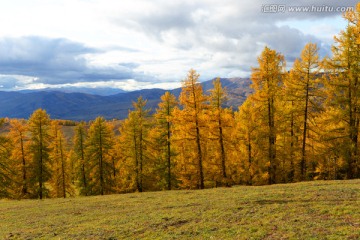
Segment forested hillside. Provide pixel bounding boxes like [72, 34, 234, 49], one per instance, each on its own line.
[0, 5, 359, 199]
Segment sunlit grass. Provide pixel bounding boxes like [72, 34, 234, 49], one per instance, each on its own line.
[1, 179, 359, 239]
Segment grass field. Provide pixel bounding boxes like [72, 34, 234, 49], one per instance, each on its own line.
[0, 180, 359, 239]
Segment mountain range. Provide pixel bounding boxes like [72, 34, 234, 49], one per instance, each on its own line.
[0, 78, 252, 121]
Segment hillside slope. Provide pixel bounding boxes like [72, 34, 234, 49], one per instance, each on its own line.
[0, 179, 359, 239]
[0, 78, 251, 120]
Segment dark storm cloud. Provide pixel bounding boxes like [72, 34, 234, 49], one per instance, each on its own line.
[0, 36, 139, 85]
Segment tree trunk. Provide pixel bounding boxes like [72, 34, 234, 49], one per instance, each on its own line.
[39, 121, 43, 199]
[167, 121, 171, 190]
[139, 129, 143, 192]
[133, 128, 140, 192]
[80, 130, 87, 195]
[20, 134, 27, 196]
[300, 79, 310, 181]
[60, 137, 66, 198]
[348, 74, 358, 179]
[99, 126, 104, 195]
[218, 117, 227, 180]
[267, 97, 276, 184]
[247, 132, 253, 185]
[289, 101, 295, 182]
[195, 120, 204, 189]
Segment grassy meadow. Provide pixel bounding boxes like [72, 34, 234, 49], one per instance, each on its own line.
[0, 180, 359, 239]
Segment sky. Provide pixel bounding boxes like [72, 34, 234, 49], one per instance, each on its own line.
[0, 0, 357, 91]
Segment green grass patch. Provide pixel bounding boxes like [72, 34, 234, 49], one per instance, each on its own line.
[1, 180, 359, 239]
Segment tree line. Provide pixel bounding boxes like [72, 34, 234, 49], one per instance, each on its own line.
[0, 6, 359, 198]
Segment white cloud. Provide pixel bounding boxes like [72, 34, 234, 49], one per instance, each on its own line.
[14, 79, 180, 92]
[0, 0, 357, 91]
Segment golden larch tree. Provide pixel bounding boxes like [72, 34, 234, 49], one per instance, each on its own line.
[28, 109, 52, 199]
[72, 122, 89, 195]
[250, 46, 285, 184]
[286, 43, 321, 180]
[86, 116, 116, 195]
[173, 69, 208, 189]
[118, 96, 150, 192]
[8, 119, 30, 198]
[208, 78, 234, 185]
[153, 91, 178, 190]
[323, 6, 360, 179]
[49, 121, 73, 198]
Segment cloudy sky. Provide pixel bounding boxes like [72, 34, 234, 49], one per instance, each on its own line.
[0, 0, 357, 91]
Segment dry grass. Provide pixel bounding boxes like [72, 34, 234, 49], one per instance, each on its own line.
[1, 179, 359, 239]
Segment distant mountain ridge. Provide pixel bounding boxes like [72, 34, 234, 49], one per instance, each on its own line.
[0, 78, 252, 120]
[19, 87, 127, 96]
